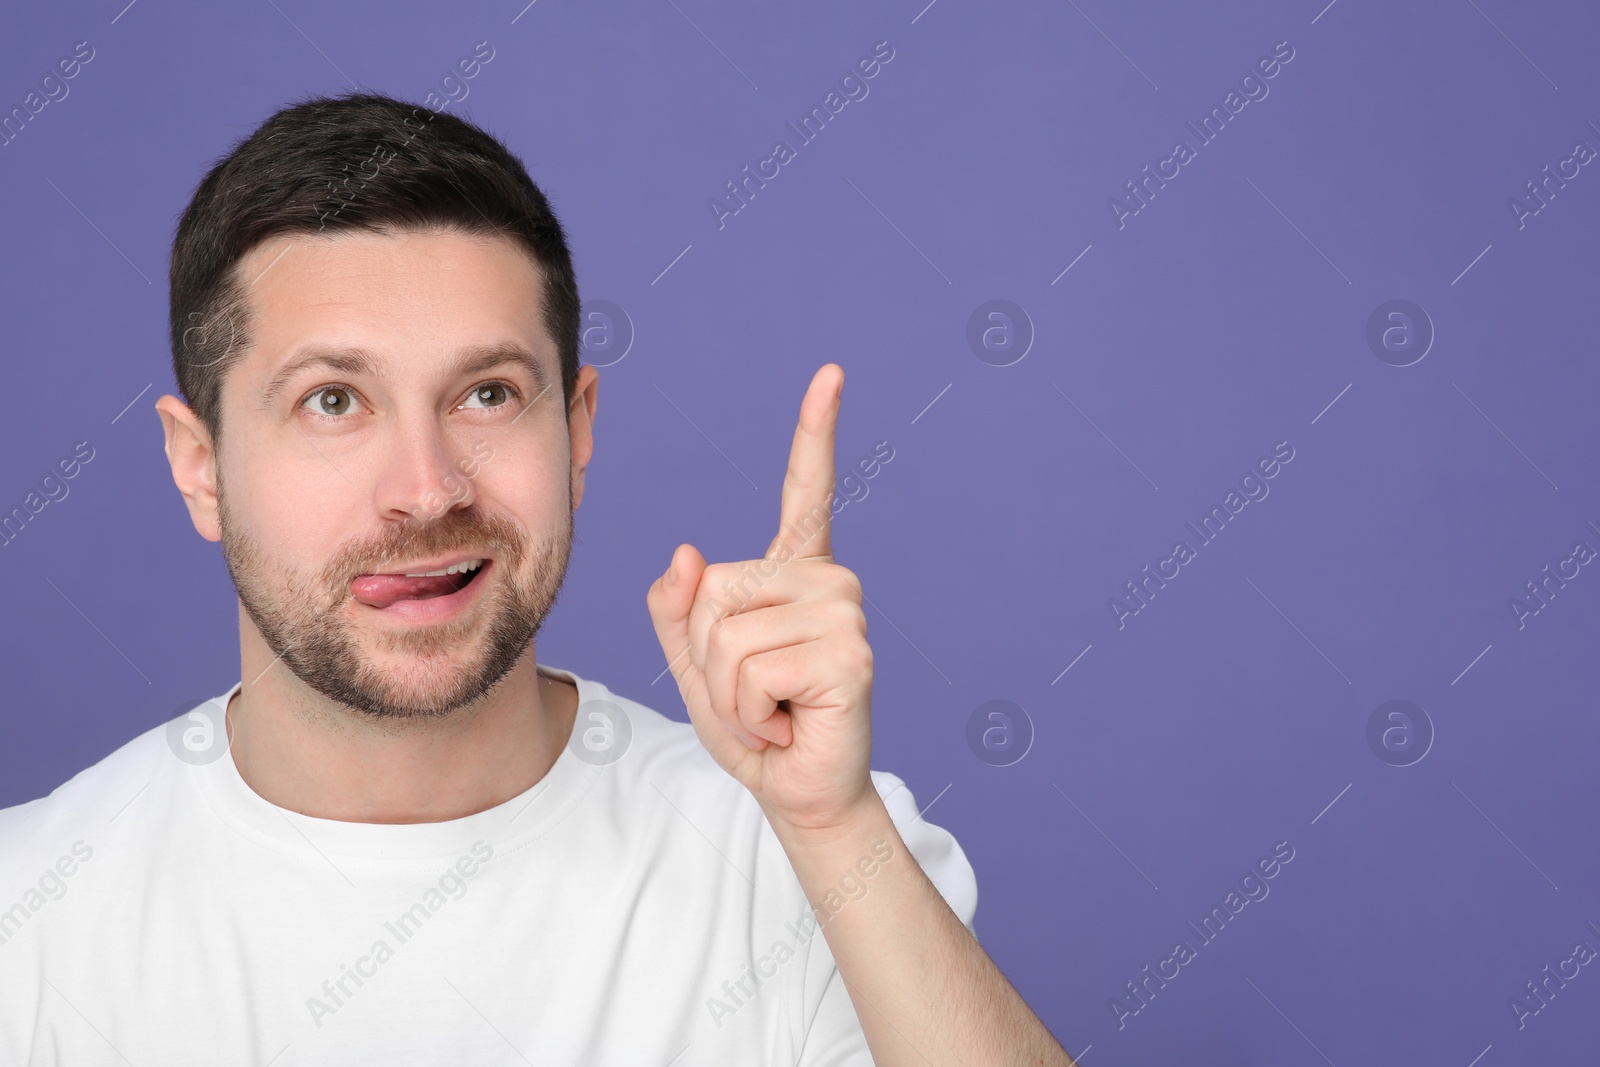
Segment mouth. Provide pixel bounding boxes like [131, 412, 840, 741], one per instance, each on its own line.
[349, 556, 493, 620]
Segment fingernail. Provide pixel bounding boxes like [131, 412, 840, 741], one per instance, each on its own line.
[663, 556, 677, 586]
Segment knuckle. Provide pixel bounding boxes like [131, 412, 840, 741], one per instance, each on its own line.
[828, 598, 864, 630]
[737, 654, 764, 691]
[706, 611, 738, 654]
[696, 562, 727, 595]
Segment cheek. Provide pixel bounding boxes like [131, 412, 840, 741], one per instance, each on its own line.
[223, 451, 358, 571]
[470, 438, 571, 521]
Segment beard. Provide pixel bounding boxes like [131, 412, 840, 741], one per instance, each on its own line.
[218, 480, 574, 721]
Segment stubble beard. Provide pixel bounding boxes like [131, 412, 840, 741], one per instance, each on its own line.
[218, 479, 575, 721]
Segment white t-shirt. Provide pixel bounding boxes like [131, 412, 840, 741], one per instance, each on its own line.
[0, 663, 977, 1066]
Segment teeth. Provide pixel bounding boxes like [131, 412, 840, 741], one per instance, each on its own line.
[403, 559, 484, 578]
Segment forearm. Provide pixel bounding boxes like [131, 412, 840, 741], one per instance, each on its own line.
[764, 792, 1074, 1067]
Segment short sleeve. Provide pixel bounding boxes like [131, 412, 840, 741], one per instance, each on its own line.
[870, 770, 979, 936]
[794, 771, 980, 1066]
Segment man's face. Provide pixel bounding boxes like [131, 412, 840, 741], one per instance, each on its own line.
[210, 227, 583, 719]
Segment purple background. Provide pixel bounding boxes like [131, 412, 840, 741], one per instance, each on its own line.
[2, 0, 1598, 1061]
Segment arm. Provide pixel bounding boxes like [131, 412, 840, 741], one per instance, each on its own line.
[765, 789, 1072, 1067]
[646, 363, 1072, 1065]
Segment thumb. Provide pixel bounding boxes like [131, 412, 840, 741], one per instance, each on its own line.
[647, 543, 707, 687]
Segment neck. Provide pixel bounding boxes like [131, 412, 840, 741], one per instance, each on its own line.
[226, 614, 578, 824]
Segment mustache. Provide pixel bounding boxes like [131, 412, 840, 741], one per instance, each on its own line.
[326, 508, 528, 584]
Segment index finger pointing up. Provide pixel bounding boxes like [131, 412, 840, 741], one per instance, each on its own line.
[768, 363, 842, 563]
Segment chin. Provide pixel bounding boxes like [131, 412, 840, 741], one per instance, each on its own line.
[340, 658, 493, 716]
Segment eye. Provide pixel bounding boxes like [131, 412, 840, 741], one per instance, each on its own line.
[302, 386, 365, 418]
[461, 381, 517, 410]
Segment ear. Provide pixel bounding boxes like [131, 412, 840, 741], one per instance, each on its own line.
[567, 364, 600, 511]
[155, 394, 221, 543]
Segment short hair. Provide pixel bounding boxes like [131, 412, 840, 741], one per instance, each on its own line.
[168, 90, 580, 447]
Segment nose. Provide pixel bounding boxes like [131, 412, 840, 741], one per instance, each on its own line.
[371, 415, 478, 525]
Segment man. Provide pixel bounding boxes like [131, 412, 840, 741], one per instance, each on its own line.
[0, 91, 1070, 1065]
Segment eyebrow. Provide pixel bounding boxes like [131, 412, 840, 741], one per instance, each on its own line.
[259, 342, 554, 410]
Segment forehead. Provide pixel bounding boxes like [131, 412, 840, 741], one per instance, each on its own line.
[234, 227, 553, 384]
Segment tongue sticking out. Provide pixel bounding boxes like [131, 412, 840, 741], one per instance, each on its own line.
[351, 572, 471, 610]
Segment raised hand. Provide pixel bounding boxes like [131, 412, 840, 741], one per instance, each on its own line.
[646, 363, 874, 832]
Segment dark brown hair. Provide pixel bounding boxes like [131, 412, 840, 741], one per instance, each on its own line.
[168, 90, 579, 446]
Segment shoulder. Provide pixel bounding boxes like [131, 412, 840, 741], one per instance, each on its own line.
[0, 709, 182, 871]
[561, 668, 979, 929]
[566, 670, 756, 821]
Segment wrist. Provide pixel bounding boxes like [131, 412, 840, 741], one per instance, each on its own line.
[762, 785, 891, 852]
